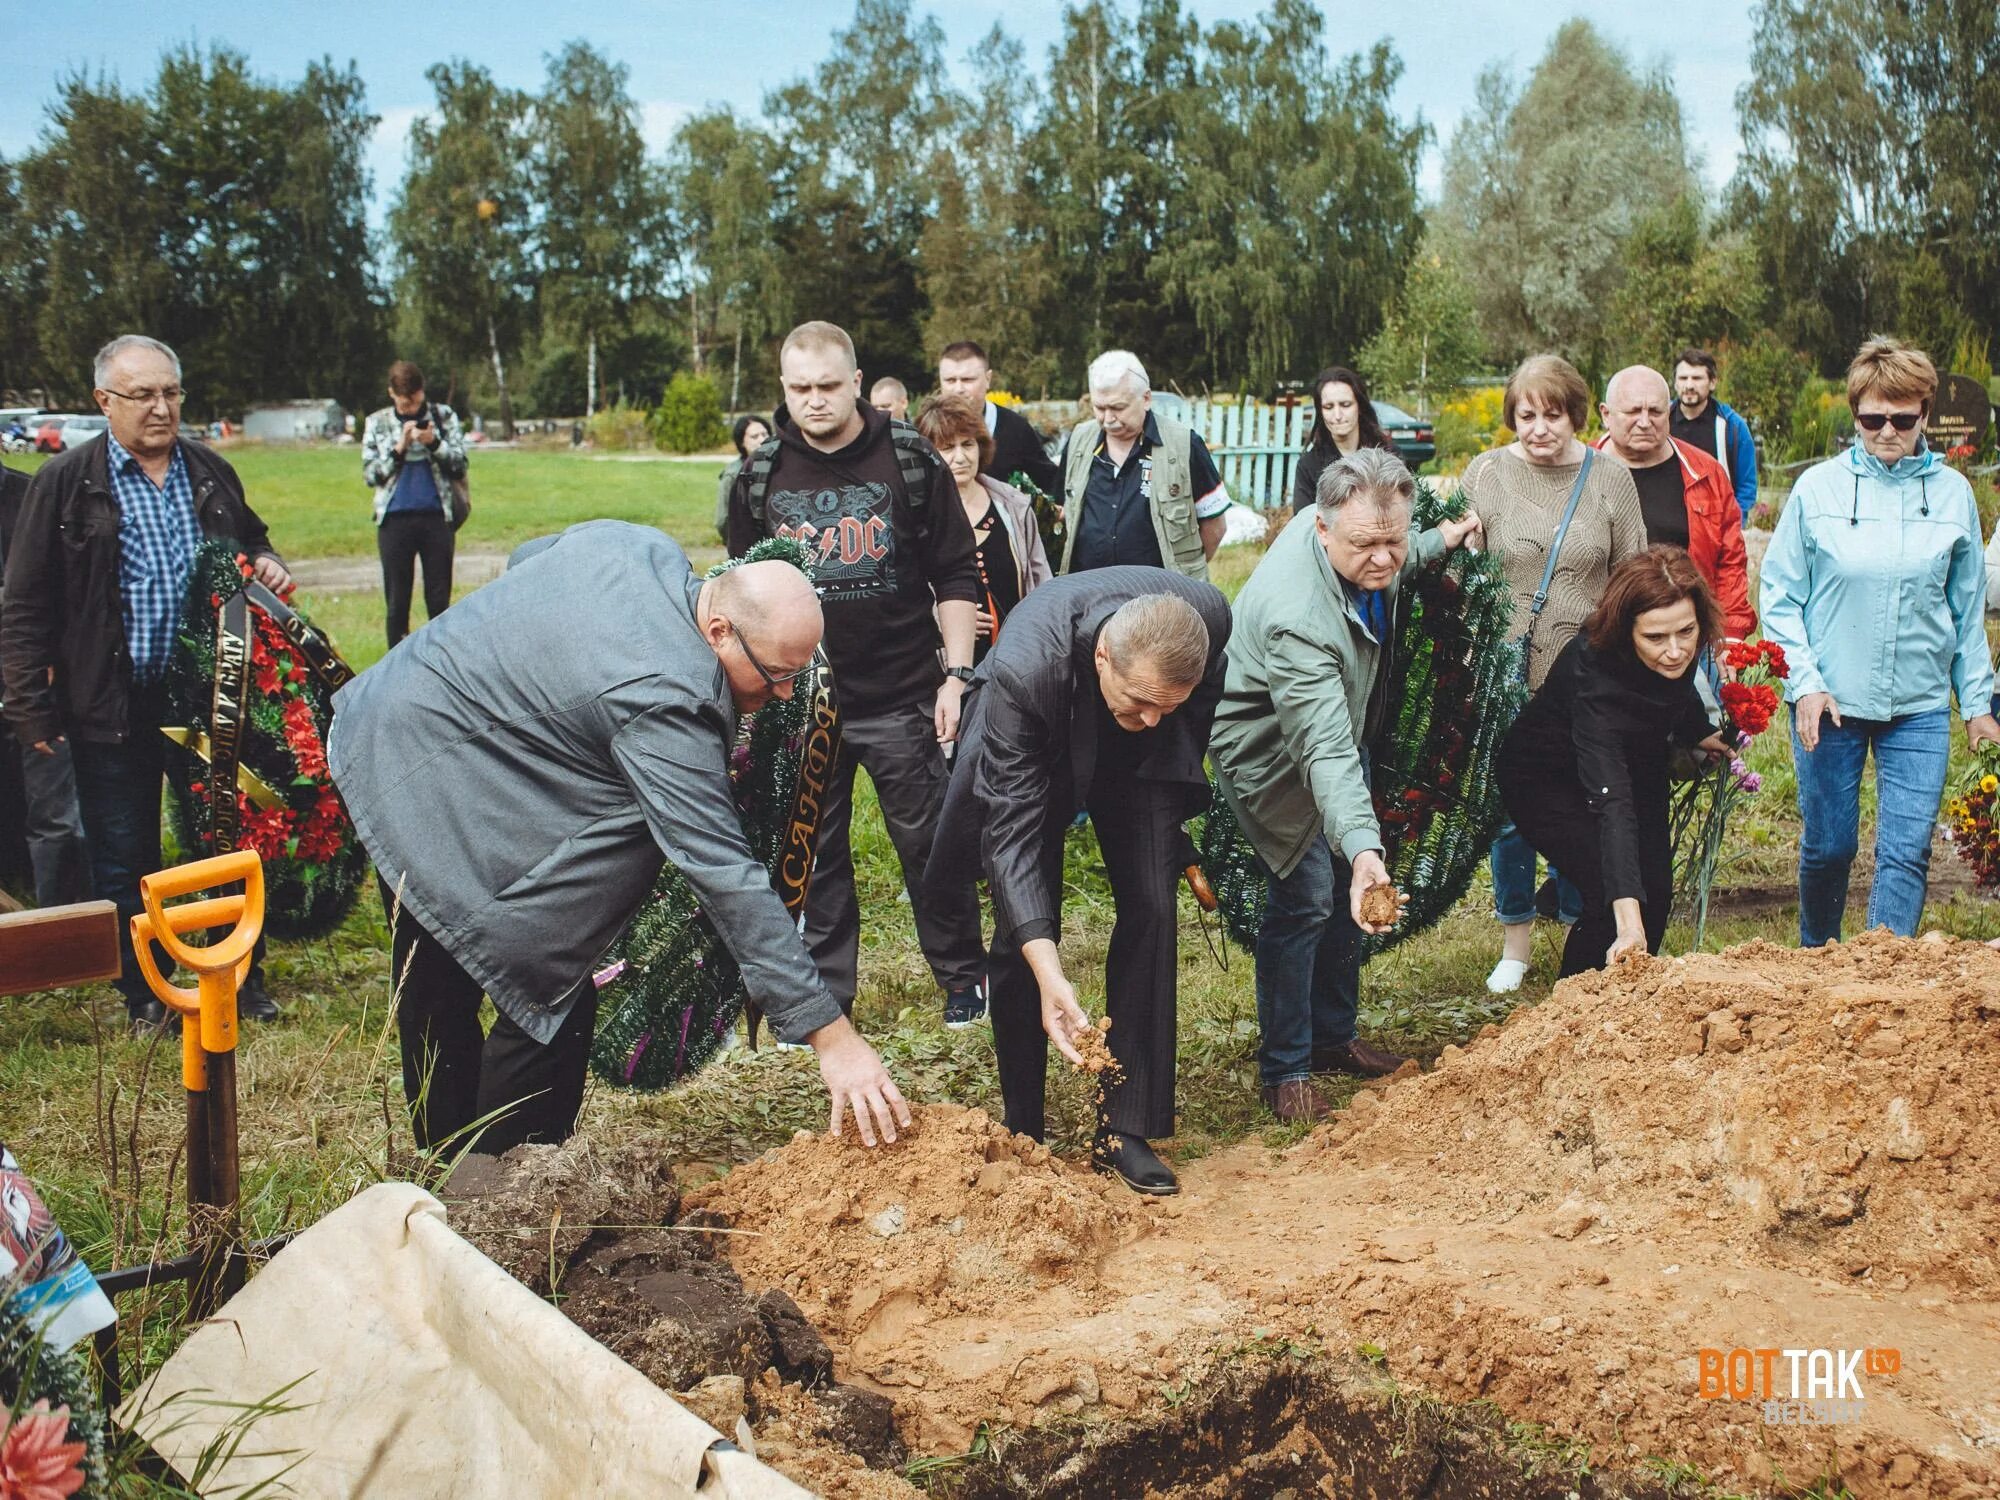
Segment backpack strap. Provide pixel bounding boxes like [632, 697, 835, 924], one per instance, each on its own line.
[887, 418, 935, 545]
[742, 435, 785, 529]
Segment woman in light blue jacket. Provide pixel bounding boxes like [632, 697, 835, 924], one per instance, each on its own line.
[1759, 337, 1999, 946]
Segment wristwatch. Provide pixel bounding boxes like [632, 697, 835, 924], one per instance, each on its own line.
[945, 665, 976, 684]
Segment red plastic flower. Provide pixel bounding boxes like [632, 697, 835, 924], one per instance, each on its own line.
[0, 1401, 86, 1500]
[282, 697, 329, 781]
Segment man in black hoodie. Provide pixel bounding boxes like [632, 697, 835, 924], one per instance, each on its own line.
[728, 321, 988, 1028]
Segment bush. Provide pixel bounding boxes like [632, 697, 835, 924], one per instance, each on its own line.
[1432, 385, 1507, 471]
[584, 403, 655, 451]
[1778, 380, 1847, 466]
[651, 372, 728, 454]
[1716, 332, 1812, 462]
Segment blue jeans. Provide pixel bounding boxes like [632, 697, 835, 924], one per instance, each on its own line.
[1490, 823, 1582, 926]
[1253, 836, 1359, 1086]
[69, 718, 170, 1012]
[1793, 705, 1949, 946]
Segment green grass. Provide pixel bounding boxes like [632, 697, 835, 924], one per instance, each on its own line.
[6, 442, 724, 561]
[3, 444, 1995, 1487]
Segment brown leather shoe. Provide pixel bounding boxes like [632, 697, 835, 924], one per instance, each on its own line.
[1311, 1038, 1407, 1078]
[1261, 1079, 1333, 1123]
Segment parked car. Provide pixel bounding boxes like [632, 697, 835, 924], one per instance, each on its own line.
[1373, 401, 1436, 468]
[28, 413, 107, 453]
[59, 414, 109, 450]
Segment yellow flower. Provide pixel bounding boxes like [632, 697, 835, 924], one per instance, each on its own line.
[1982, 775, 1997, 794]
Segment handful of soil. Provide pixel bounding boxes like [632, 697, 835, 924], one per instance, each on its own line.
[1358, 881, 1402, 928]
[1070, 1016, 1123, 1084]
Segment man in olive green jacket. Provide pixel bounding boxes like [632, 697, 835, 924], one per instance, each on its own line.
[1211, 448, 1481, 1120]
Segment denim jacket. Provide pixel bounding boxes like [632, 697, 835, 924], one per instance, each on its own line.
[1759, 442, 1993, 721]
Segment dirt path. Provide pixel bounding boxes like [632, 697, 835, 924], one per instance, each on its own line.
[288, 548, 512, 595]
[691, 933, 2000, 1498]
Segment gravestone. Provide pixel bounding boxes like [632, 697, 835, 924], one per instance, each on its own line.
[1931, 373, 1992, 456]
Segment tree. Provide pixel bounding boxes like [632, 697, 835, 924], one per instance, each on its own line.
[1437, 20, 1696, 380]
[1734, 0, 1998, 369]
[666, 108, 781, 410]
[1359, 233, 1484, 415]
[390, 62, 537, 437]
[918, 26, 1060, 392]
[17, 46, 385, 416]
[1602, 195, 1764, 372]
[534, 41, 673, 413]
[1150, 1, 1427, 392]
[762, 0, 960, 387]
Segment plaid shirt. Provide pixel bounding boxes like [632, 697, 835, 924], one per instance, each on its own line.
[106, 434, 203, 681]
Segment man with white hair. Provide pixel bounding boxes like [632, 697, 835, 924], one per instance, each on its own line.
[1057, 351, 1231, 578]
[1212, 448, 1482, 1120]
[1596, 365, 1755, 643]
[1, 334, 293, 1031]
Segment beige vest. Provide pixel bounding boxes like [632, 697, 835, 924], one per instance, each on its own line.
[1060, 414, 1207, 580]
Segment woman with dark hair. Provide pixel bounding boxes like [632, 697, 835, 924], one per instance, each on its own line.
[716, 413, 772, 544]
[1290, 366, 1396, 512]
[1497, 546, 1727, 977]
[916, 394, 1051, 663]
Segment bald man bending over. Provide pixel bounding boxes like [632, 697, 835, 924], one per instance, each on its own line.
[329, 521, 908, 1155]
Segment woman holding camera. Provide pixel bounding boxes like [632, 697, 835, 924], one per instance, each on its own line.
[362, 360, 468, 649]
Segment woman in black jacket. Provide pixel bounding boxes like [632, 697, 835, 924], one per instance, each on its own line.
[1290, 365, 1396, 512]
[1498, 546, 1727, 977]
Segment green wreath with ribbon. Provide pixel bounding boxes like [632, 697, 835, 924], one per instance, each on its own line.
[161, 542, 366, 940]
[1198, 478, 1524, 954]
[588, 537, 842, 1091]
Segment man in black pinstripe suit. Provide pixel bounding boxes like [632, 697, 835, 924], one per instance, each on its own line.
[927, 567, 1231, 1196]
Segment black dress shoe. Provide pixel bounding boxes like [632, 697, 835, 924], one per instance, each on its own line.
[1092, 1130, 1179, 1197]
[236, 977, 280, 1022]
[127, 999, 179, 1037]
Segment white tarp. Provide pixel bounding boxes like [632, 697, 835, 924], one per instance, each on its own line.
[1218, 501, 1270, 546]
[121, 1182, 809, 1499]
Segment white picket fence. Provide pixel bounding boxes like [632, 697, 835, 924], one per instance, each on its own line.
[1186, 399, 1316, 511]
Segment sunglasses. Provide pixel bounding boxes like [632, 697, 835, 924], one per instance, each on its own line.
[727, 621, 814, 689]
[1854, 411, 1923, 432]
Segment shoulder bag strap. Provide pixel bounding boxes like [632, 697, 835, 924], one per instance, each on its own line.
[1519, 448, 1596, 674]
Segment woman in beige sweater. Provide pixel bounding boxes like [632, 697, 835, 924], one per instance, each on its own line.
[1461, 355, 1648, 993]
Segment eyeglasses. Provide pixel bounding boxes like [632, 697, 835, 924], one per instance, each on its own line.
[1855, 411, 1922, 432]
[726, 621, 815, 689]
[101, 387, 186, 408]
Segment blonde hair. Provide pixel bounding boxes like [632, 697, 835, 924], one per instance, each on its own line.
[1845, 336, 1937, 413]
[780, 320, 857, 371]
[1503, 353, 1591, 430]
[1103, 594, 1209, 686]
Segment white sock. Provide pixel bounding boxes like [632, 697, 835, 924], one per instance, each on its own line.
[1486, 957, 1529, 994]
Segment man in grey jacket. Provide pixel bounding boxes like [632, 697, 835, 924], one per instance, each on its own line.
[1211, 449, 1480, 1122]
[328, 521, 909, 1155]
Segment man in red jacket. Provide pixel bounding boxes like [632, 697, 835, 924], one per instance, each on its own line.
[1597, 366, 1756, 644]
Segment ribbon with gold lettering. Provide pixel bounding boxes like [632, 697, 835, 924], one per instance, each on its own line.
[748, 654, 842, 1046]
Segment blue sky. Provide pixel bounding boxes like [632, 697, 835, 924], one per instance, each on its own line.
[1, 1, 1757, 222]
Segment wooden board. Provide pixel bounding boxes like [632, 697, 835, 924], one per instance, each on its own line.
[0, 900, 122, 994]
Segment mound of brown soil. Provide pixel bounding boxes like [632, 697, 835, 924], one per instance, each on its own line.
[686, 1103, 1143, 1354]
[693, 936, 2000, 1498]
[1305, 932, 2000, 1292]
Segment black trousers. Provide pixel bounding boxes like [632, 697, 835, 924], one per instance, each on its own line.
[379, 877, 596, 1155]
[378, 509, 455, 649]
[988, 775, 1182, 1141]
[805, 698, 985, 1010]
[1502, 764, 1672, 978]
